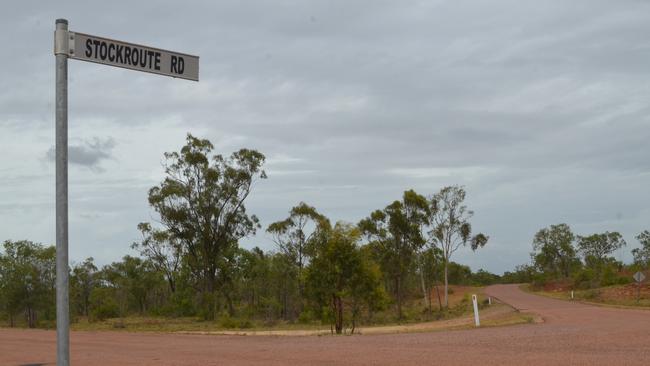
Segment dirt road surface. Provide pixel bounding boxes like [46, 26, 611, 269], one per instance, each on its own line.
[2, 284, 649, 365]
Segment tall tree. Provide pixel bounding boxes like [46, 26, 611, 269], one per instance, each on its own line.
[101, 256, 164, 315]
[146, 134, 266, 319]
[0, 240, 56, 328]
[132, 223, 183, 294]
[70, 257, 98, 317]
[427, 186, 488, 308]
[632, 230, 650, 268]
[267, 202, 326, 317]
[577, 232, 626, 274]
[359, 189, 429, 319]
[306, 222, 386, 334]
[531, 223, 578, 279]
[417, 247, 444, 312]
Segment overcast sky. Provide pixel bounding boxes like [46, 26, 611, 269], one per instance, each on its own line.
[1, 0, 649, 274]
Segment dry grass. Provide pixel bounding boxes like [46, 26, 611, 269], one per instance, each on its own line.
[521, 283, 650, 309]
[181, 304, 534, 336]
[69, 286, 532, 335]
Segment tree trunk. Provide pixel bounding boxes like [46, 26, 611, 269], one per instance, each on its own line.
[435, 283, 443, 311]
[84, 295, 89, 317]
[427, 285, 433, 314]
[396, 275, 403, 320]
[420, 268, 430, 311]
[225, 292, 235, 317]
[168, 277, 176, 294]
[335, 296, 343, 334]
[444, 260, 449, 309]
[203, 270, 217, 320]
[26, 307, 36, 328]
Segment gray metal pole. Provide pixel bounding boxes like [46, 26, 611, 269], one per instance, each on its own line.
[55, 18, 70, 366]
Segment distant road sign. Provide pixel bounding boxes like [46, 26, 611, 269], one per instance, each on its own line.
[67, 32, 199, 81]
[633, 271, 645, 283]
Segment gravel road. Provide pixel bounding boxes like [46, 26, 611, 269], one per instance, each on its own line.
[1, 284, 649, 365]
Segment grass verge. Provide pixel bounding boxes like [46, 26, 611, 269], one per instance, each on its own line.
[520, 283, 650, 309]
[61, 286, 535, 335]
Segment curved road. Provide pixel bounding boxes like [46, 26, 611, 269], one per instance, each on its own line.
[1, 284, 649, 365]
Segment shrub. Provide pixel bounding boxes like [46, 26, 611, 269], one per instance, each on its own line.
[582, 289, 600, 300]
[298, 310, 315, 324]
[218, 313, 238, 329]
[572, 268, 597, 290]
[89, 288, 120, 321]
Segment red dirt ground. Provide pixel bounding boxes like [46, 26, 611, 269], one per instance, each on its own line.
[1, 284, 649, 365]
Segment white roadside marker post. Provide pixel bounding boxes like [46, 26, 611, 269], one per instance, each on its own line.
[488, 296, 492, 305]
[472, 294, 480, 327]
[571, 290, 574, 300]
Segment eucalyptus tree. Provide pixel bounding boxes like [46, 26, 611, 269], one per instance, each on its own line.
[577, 232, 626, 276]
[531, 223, 579, 279]
[0, 240, 56, 327]
[427, 186, 488, 308]
[359, 189, 429, 319]
[267, 202, 327, 316]
[70, 257, 98, 317]
[146, 134, 266, 319]
[632, 230, 650, 268]
[132, 223, 183, 294]
[306, 222, 385, 334]
[101, 256, 164, 315]
[417, 247, 444, 312]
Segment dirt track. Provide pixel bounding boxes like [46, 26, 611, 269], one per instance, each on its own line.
[2, 284, 649, 365]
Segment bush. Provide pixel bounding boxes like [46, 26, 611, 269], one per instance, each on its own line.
[158, 292, 196, 317]
[218, 313, 238, 329]
[616, 276, 632, 285]
[582, 289, 600, 300]
[217, 313, 253, 329]
[89, 288, 120, 321]
[298, 310, 315, 323]
[572, 268, 597, 290]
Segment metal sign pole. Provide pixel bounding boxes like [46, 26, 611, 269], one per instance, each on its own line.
[54, 18, 70, 366]
[51, 18, 197, 365]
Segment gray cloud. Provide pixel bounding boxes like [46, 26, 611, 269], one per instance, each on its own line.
[1, 0, 649, 273]
[46, 137, 115, 170]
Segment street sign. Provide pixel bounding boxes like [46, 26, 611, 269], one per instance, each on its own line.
[57, 31, 199, 81]
[53, 18, 199, 366]
[633, 271, 646, 283]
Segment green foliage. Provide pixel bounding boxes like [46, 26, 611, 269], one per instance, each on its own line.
[632, 231, 650, 268]
[146, 134, 266, 319]
[501, 265, 537, 284]
[266, 202, 326, 320]
[359, 189, 430, 318]
[70, 257, 97, 318]
[572, 267, 597, 289]
[531, 224, 580, 279]
[102, 256, 166, 315]
[470, 269, 501, 286]
[428, 186, 488, 308]
[577, 232, 626, 275]
[306, 222, 387, 334]
[89, 287, 120, 321]
[132, 223, 182, 294]
[0, 240, 56, 327]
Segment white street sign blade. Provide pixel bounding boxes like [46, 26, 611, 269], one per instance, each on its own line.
[633, 271, 645, 283]
[68, 32, 199, 81]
